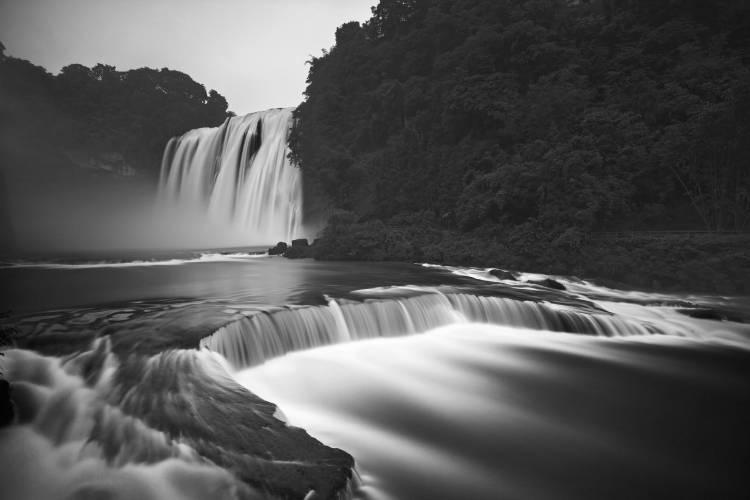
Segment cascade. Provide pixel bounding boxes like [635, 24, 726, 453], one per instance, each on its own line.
[200, 291, 662, 369]
[158, 108, 302, 243]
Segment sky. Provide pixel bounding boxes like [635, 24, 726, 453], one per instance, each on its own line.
[0, 0, 375, 114]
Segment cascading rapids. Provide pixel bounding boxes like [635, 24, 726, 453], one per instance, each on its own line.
[158, 108, 302, 244]
[0, 338, 353, 500]
[200, 291, 661, 370]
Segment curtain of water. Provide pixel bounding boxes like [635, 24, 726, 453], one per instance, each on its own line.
[158, 108, 302, 243]
[200, 291, 661, 369]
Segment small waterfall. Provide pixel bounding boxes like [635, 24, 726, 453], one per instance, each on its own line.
[201, 292, 659, 369]
[158, 108, 302, 243]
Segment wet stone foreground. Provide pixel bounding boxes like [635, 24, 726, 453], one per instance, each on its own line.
[4, 301, 355, 500]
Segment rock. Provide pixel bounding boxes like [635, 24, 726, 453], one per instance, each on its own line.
[676, 308, 726, 321]
[0, 379, 13, 427]
[268, 242, 288, 255]
[528, 278, 566, 290]
[284, 238, 313, 259]
[489, 269, 516, 280]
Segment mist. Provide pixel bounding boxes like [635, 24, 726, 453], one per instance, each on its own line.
[2, 163, 275, 255]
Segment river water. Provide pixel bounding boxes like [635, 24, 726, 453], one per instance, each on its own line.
[1, 254, 749, 499]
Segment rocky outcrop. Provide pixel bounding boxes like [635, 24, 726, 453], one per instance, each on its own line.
[284, 238, 310, 259]
[2, 340, 354, 499]
[267, 239, 317, 258]
[528, 278, 567, 291]
[268, 241, 288, 255]
[489, 269, 517, 281]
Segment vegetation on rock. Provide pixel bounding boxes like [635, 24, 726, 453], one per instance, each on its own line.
[0, 42, 230, 176]
[290, 0, 750, 292]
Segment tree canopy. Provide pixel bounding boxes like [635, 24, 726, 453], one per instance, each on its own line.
[290, 0, 750, 236]
[0, 46, 229, 175]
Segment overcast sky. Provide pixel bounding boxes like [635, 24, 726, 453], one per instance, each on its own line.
[0, 0, 375, 114]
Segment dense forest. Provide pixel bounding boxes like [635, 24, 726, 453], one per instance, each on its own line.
[290, 0, 750, 292]
[0, 42, 229, 176]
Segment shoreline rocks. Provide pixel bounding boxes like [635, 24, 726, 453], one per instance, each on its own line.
[268, 241, 288, 255]
[270, 238, 317, 259]
[527, 278, 567, 290]
[489, 269, 517, 281]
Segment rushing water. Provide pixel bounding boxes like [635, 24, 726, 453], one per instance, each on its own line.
[158, 108, 303, 244]
[1, 257, 749, 500]
[238, 324, 750, 500]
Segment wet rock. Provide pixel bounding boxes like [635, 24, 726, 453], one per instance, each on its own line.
[675, 307, 746, 323]
[285, 239, 312, 259]
[528, 278, 566, 290]
[677, 308, 724, 321]
[268, 242, 288, 255]
[489, 269, 516, 280]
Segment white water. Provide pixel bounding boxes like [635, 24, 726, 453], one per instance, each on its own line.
[0, 345, 256, 500]
[237, 322, 750, 500]
[0, 252, 268, 269]
[201, 282, 750, 370]
[219, 268, 750, 500]
[159, 108, 303, 244]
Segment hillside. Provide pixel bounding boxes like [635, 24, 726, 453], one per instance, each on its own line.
[0, 43, 230, 177]
[290, 0, 750, 292]
[0, 44, 231, 252]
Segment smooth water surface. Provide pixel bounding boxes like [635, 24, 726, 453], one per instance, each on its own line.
[0, 253, 477, 313]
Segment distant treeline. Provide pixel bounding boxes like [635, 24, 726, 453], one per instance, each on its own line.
[0, 42, 229, 175]
[291, 0, 750, 237]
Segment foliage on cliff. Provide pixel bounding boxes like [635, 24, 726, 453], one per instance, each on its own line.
[290, 0, 750, 243]
[0, 43, 229, 174]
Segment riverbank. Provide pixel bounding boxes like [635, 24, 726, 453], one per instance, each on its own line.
[286, 217, 750, 295]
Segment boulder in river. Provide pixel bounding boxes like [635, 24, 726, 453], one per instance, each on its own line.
[285, 239, 312, 259]
[528, 278, 566, 290]
[268, 242, 288, 255]
[489, 269, 517, 280]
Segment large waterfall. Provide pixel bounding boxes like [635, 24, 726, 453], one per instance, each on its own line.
[158, 108, 302, 244]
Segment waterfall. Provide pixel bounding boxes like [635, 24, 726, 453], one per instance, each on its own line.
[158, 108, 302, 244]
[200, 291, 662, 369]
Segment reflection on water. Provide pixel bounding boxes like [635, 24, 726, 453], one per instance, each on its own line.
[238, 324, 750, 500]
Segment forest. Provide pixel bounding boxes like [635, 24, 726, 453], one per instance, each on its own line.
[0, 42, 229, 176]
[290, 0, 750, 292]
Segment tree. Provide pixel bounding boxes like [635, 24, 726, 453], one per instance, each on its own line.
[291, 0, 750, 243]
